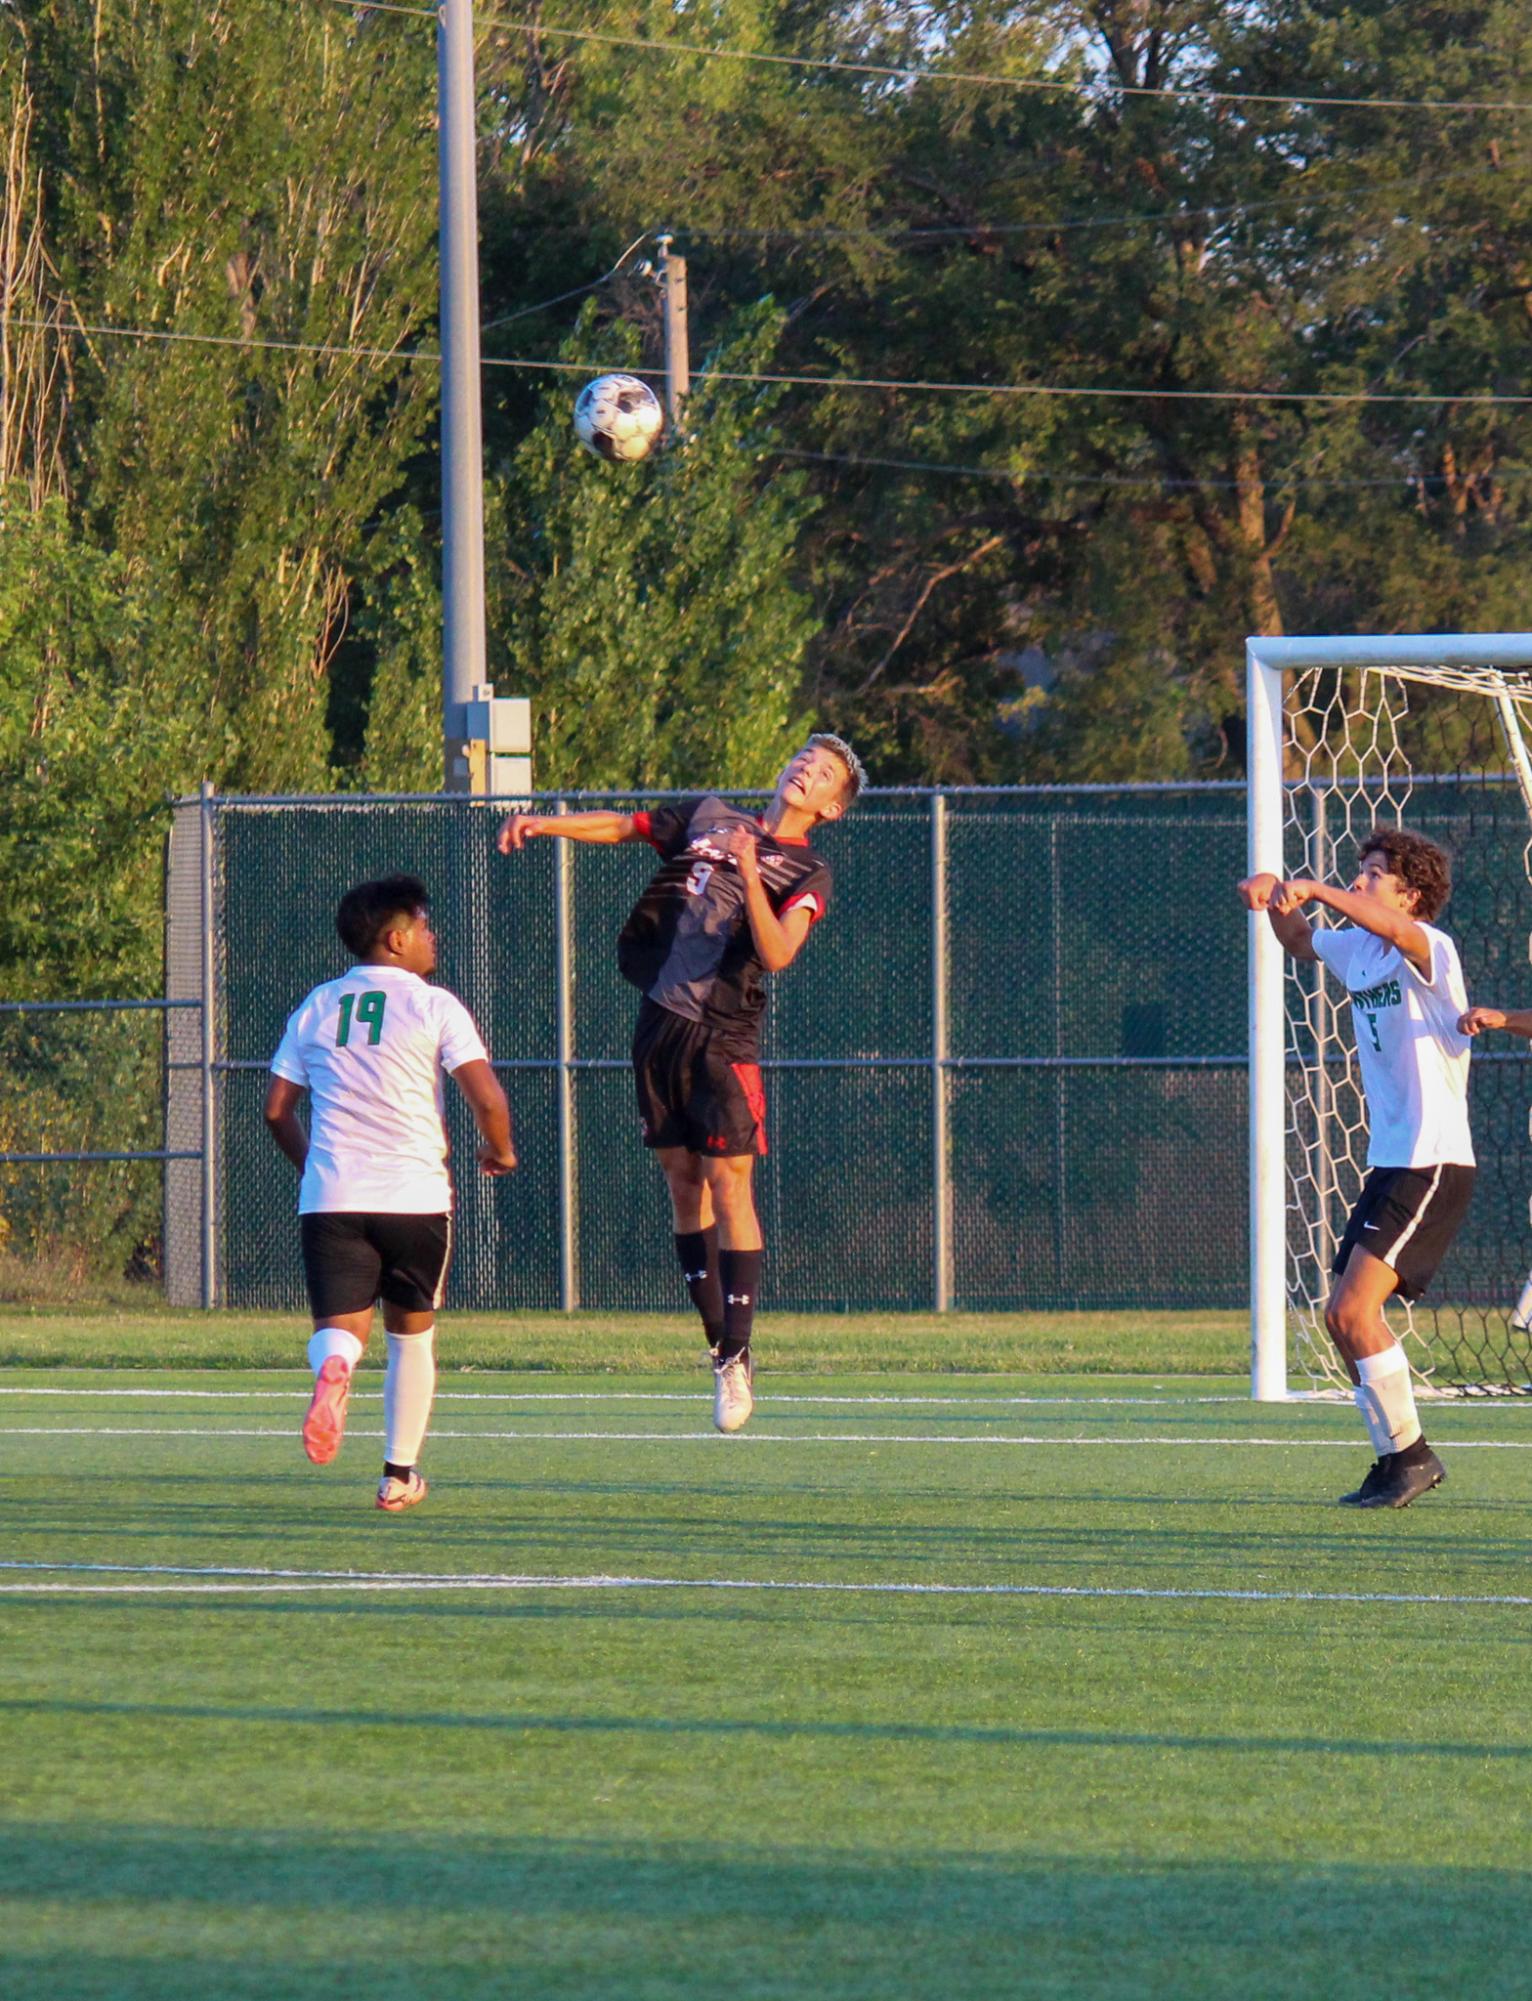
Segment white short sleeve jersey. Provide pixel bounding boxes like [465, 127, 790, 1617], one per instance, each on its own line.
[1309, 921, 1474, 1169]
[270, 964, 489, 1214]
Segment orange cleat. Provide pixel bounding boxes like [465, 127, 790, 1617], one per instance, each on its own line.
[302, 1357, 352, 1465]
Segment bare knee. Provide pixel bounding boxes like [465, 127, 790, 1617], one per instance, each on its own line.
[1325, 1291, 1368, 1354]
[702, 1156, 753, 1208]
[660, 1148, 709, 1230]
[700, 1156, 760, 1246]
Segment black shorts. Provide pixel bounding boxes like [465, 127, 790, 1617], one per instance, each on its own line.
[300, 1211, 453, 1319]
[631, 1001, 767, 1158]
[1332, 1164, 1475, 1301]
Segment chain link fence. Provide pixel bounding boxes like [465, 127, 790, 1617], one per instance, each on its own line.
[14, 779, 1532, 1337]
[151, 784, 1251, 1313]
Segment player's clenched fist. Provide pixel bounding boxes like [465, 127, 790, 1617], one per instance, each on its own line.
[1237, 873, 1280, 910]
[1458, 1006, 1507, 1036]
[716, 825, 761, 877]
[1271, 878, 1325, 914]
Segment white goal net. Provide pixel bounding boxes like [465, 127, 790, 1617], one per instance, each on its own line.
[1248, 636, 1532, 1399]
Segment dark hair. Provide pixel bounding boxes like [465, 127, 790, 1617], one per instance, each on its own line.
[336, 874, 430, 957]
[1356, 827, 1452, 923]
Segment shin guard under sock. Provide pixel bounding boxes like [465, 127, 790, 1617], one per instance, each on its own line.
[675, 1229, 725, 1350]
[383, 1325, 437, 1468]
[718, 1247, 762, 1364]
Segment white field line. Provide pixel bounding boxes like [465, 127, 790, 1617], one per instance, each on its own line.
[0, 1557, 1528, 1608]
[0, 1386, 1257, 1408]
[4, 1424, 1532, 1449]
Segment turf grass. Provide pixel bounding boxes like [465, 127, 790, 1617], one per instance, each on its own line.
[2, 1366, 1530, 1999]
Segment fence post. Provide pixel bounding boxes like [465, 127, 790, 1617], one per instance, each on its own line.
[554, 799, 579, 1309]
[199, 779, 218, 1310]
[931, 793, 952, 1311]
[1050, 820, 1067, 1293]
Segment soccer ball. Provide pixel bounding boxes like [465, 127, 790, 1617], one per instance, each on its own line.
[574, 373, 665, 463]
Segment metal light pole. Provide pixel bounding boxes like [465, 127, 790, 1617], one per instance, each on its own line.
[438, 0, 487, 791]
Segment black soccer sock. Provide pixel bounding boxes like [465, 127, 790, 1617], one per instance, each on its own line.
[718, 1248, 763, 1364]
[383, 1460, 414, 1482]
[675, 1228, 725, 1350]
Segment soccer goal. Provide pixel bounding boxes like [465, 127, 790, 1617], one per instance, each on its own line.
[1248, 634, 1532, 1401]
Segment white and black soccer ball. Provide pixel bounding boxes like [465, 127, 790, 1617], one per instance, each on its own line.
[573, 373, 665, 463]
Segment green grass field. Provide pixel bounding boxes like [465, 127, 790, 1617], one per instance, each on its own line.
[3, 1326, 1531, 1997]
[0, 1305, 1248, 1374]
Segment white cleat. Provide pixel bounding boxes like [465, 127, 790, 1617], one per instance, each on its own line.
[375, 1469, 428, 1512]
[713, 1352, 754, 1433]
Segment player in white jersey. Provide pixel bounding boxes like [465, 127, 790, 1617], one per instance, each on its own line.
[1239, 828, 1473, 1509]
[264, 874, 516, 1510]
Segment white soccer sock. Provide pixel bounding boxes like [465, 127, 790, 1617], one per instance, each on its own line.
[384, 1325, 437, 1468]
[307, 1326, 364, 1377]
[1355, 1343, 1422, 1455]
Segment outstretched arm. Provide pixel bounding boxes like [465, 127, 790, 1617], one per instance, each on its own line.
[263, 1076, 308, 1171]
[496, 810, 640, 853]
[1272, 879, 1431, 977]
[1459, 1005, 1532, 1038]
[451, 1059, 518, 1175]
[1237, 873, 1318, 963]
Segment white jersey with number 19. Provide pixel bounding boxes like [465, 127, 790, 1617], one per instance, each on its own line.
[270, 963, 489, 1214]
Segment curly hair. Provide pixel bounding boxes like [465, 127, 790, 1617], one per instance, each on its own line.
[1356, 827, 1452, 923]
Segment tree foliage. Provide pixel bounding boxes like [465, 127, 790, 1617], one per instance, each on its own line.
[4, 0, 1532, 1000]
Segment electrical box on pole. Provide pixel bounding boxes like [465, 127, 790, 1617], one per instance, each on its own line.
[658, 232, 689, 427]
[462, 685, 533, 797]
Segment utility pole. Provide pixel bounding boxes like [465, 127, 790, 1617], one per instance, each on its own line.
[658, 232, 689, 430]
[437, 0, 488, 791]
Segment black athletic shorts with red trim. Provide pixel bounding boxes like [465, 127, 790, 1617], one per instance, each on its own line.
[1332, 1163, 1475, 1301]
[631, 998, 768, 1157]
[300, 1211, 453, 1319]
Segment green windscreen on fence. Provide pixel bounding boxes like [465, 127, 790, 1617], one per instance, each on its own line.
[213, 787, 1253, 1313]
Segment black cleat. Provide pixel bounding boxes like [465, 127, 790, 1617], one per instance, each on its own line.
[1338, 1458, 1391, 1507]
[1351, 1445, 1446, 1511]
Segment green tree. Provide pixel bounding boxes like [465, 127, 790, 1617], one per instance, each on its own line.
[13, 0, 442, 796]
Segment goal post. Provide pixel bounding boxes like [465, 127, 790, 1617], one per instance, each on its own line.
[1247, 632, 1532, 1402]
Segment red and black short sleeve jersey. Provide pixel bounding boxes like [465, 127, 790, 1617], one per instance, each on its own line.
[617, 795, 833, 1056]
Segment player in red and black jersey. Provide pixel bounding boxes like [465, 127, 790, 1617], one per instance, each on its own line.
[496, 735, 865, 1431]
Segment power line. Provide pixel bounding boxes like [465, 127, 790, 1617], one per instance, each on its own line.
[480, 229, 653, 334]
[11, 312, 1532, 407]
[319, 0, 437, 15]
[4, 313, 427, 369]
[476, 15, 1532, 119]
[309, 0, 1532, 118]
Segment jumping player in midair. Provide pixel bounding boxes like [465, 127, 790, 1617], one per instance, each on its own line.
[497, 735, 864, 1432]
